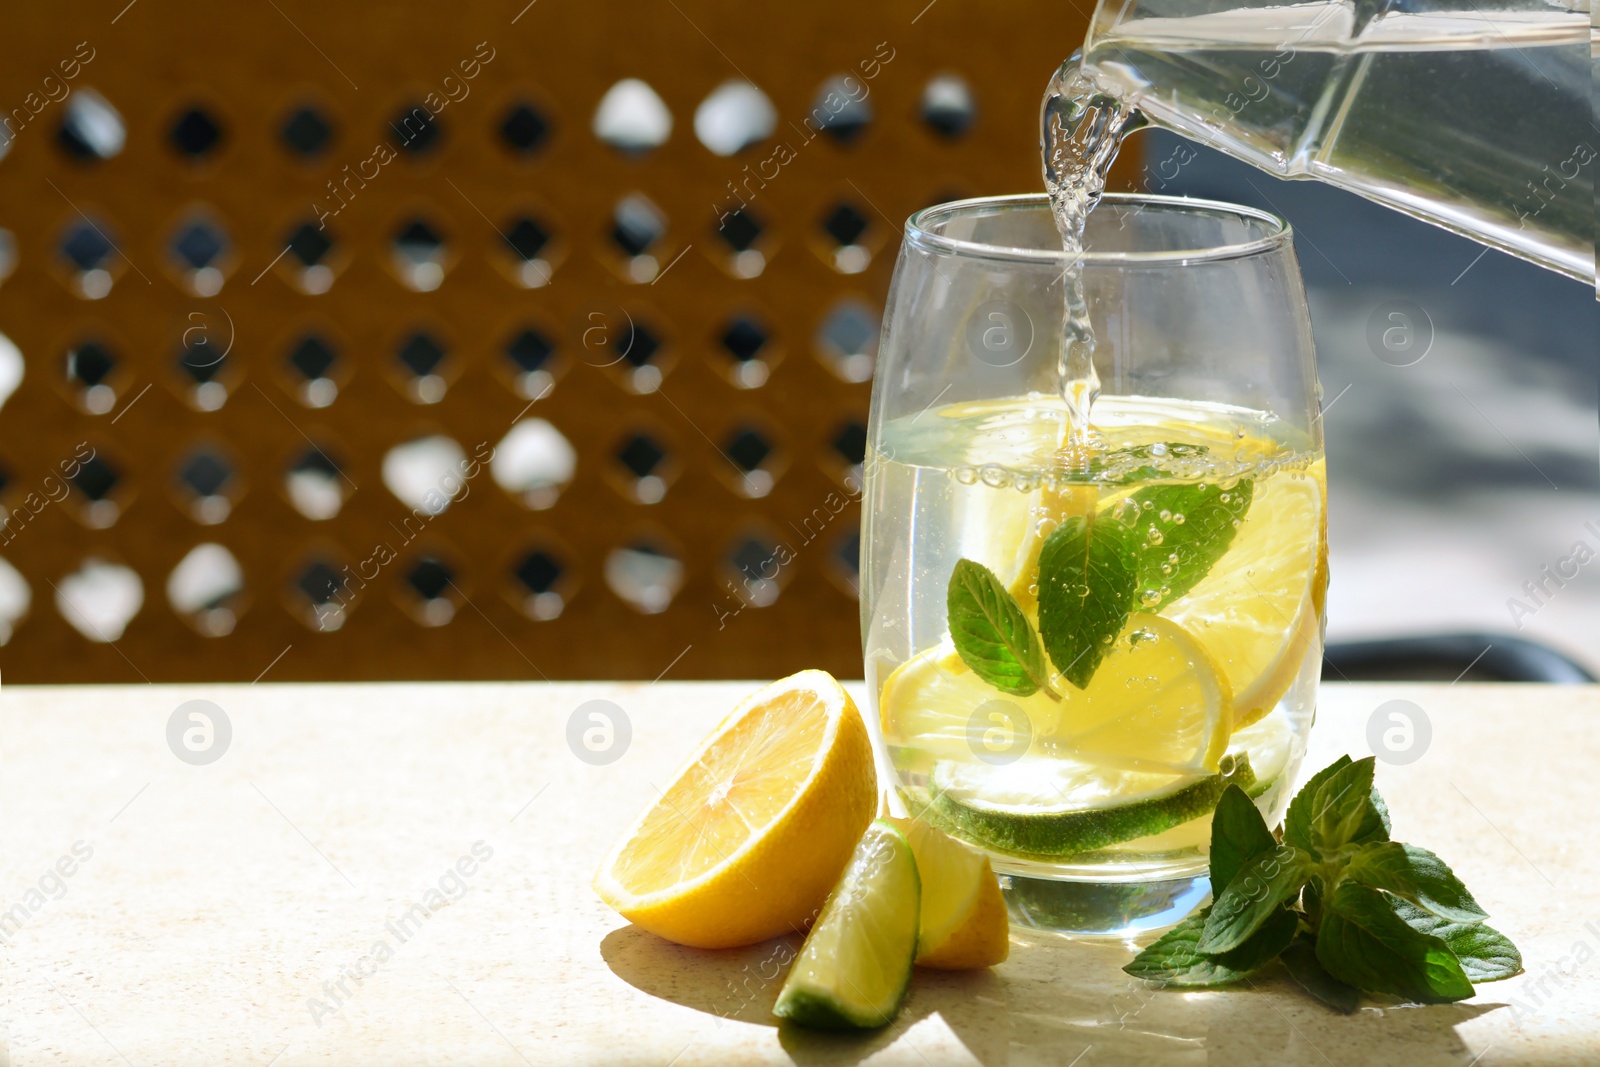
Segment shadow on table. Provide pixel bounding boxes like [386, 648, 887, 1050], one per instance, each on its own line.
[603, 923, 1508, 1065]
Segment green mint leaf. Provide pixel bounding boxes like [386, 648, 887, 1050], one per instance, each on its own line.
[1362, 786, 1393, 843]
[1285, 756, 1389, 852]
[1281, 935, 1360, 1014]
[1345, 842, 1488, 923]
[1209, 784, 1277, 899]
[1199, 844, 1314, 953]
[1309, 756, 1378, 856]
[1316, 883, 1475, 1003]
[1215, 903, 1300, 973]
[1112, 479, 1253, 607]
[947, 559, 1053, 698]
[1124, 909, 1251, 987]
[1389, 898, 1523, 983]
[1036, 514, 1137, 689]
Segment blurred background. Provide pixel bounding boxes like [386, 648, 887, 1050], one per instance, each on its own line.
[0, 0, 1592, 683]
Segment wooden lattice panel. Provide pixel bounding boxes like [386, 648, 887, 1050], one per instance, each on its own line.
[0, 0, 1093, 682]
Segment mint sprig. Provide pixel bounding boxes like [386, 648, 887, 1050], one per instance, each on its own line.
[1124, 755, 1523, 1010]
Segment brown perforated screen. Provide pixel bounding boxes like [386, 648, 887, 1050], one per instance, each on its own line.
[0, 0, 1103, 683]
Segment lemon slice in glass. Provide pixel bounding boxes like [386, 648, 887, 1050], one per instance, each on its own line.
[1163, 464, 1326, 730]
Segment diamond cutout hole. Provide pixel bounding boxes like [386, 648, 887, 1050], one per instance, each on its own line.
[694, 81, 776, 156]
[177, 333, 230, 411]
[512, 548, 568, 621]
[723, 427, 778, 498]
[594, 79, 672, 153]
[60, 218, 118, 299]
[391, 104, 441, 155]
[711, 207, 766, 279]
[0, 333, 20, 414]
[282, 104, 333, 157]
[605, 542, 683, 614]
[58, 89, 125, 161]
[57, 558, 142, 642]
[821, 202, 872, 274]
[810, 76, 872, 143]
[610, 320, 664, 394]
[492, 419, 575, 510]
[177, 447, 237, 524]
[403, 556, 459, 627]
[500, 215, 554, 288]
[922, 75, 976, 138]
[284, 221, 336, 294]
[170, 216, 230, 296]
[611, 194, 667, 282]
[392, 218, 449, 291]
[288, 333, 340, 407]
[726, 533, 786, 608]
[614, 432, 671, 504]
[286, 447, 348, 521]
[383, 435, 468, 516]
[817, 299, 880, 382]
[294, 558, 352, 631]
[0, 556, 30, 645]
[720, 315, 772, 388]
[168, 543, 244, 636]
[66, 339, 119, 414]
[396, 330, 450, 403]
[0, 229, 15, 287]
[504, 327, 557, 401]
[500, 102, 550, 155]
[832, 418, 868, 487]
[68, 453, 122, 528]
[170, 106, 224, 159]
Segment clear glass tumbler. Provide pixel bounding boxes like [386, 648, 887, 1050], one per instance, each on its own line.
[861, 193, 1327, 938]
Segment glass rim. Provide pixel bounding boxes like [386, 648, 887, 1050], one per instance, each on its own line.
[904, 192, 1294, 266]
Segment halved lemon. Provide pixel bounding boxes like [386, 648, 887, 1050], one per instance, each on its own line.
[593, 670, 876, 949]
[1163, 465, 1326, 730]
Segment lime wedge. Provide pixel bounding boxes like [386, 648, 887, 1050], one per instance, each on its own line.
[773, 819, 919, 1030]
[928, 753, 1256, 860]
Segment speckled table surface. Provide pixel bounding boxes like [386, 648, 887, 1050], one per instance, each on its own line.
[3, 681, 1597, 1066]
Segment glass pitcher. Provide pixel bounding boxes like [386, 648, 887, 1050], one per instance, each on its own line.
[1075, 0, 1594, 286]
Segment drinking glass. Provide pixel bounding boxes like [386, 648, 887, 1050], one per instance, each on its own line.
[861, 193, 1326, 937]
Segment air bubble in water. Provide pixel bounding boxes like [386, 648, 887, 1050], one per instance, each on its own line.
[1150, 442, 1168, 456]
[1013, 474, 1038, 492]
[1160, 563, 1173, 576]
[1158, 509, 1172, 523]
[980, 465, 1007, 488]
[1173, 513, 1186, 525]
[1145, 527, 1164, 546]
[1219, 492, 1231, 503]
[1140, 589, 1162, 607]
[954, 466, 978, 485]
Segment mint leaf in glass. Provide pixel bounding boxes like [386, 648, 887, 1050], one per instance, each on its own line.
[1112, 479, 1254, 607]
[1345, 842, 1487, 923]
[1316, 883, 1475, 1003]
[1036, 514, 1137, 689]
[1199, 844, 1314, 953]
[1389, 898, 1523, 983]
[1208, 784, 1277, 899]
[946, 559, 1057, 700]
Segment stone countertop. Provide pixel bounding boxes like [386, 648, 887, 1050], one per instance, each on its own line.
[3, 681, 1597, 1066]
